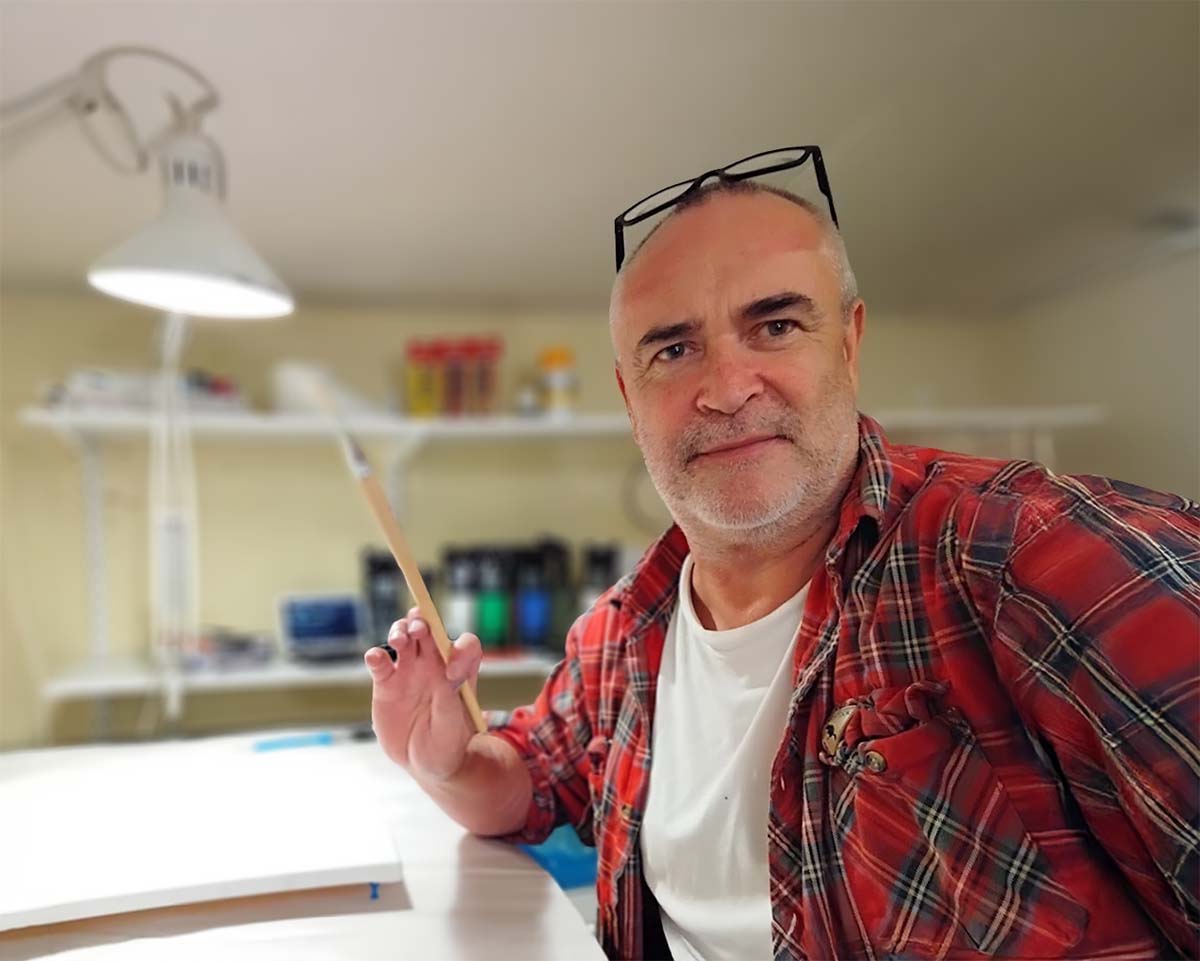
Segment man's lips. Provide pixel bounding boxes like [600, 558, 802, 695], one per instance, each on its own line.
[692, 434, 785, 460]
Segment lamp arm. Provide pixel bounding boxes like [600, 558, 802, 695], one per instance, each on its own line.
[0, 45, 222, 176]
[80, 46, 220, 119]
[0, 70, 81, 119]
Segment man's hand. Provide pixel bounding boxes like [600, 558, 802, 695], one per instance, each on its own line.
[364, 606, 483, 784]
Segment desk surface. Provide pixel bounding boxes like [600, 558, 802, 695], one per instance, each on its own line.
[0, 732, 604, 961]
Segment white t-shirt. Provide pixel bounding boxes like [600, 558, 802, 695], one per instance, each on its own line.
[641, 553, 808, 961]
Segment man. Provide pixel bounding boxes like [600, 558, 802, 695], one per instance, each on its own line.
[365, 172, 1199, 960]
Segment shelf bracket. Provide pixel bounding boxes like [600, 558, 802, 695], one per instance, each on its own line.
[384, 433, 428, 523]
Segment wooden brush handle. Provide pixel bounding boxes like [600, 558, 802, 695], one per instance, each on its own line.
[359, 474, 487, 734]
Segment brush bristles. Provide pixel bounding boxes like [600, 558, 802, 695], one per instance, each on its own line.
[341, 434, 372, 479]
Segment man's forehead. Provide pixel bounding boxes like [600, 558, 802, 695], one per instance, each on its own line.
[611, 192, 832, 330]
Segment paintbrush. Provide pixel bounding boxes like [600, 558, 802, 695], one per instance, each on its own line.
[313, 381, 487, 735]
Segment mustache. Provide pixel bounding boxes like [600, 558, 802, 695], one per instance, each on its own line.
[678, 413, 800, 462]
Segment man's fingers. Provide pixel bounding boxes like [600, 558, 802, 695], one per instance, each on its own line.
[364, 646, 394, 681]
[446, 633, 483, 690]
[388, 619, 413, 658]
[408, 617, 443, 661]
[367, 619, 420, 685]
[430, 634, 481, 734]
[381, 613, 473, 683]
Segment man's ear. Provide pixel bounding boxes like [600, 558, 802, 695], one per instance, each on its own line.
[615, 363, 630, 412]
[841, 299, 866, 394]
[614, 362, 642, 444]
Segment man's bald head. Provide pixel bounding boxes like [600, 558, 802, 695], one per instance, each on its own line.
[614, 180, 858, 319]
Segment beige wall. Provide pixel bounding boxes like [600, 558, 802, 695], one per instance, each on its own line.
[2, 262, 1194, 749]
[992, 250, 1199, 500]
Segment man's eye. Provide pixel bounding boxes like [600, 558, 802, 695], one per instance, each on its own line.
[763, 319, 800, 336]
[654, 343, 689, 363]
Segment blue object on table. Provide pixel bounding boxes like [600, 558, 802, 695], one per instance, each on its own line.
[518, 824, 598, 890]
[252, 731, 335, 752]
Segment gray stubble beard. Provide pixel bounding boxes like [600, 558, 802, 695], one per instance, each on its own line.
[632, 367, 861, 550]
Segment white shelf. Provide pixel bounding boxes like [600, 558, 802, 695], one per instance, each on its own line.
[872, 405, 1105, 432]
[19, 403, 1107, 442]
[19, 406, 632, 442]
[43, 652, 561, 702]
[23, 403, 608, 734]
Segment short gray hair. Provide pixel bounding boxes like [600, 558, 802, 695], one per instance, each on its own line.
[620, 179, 859, 316]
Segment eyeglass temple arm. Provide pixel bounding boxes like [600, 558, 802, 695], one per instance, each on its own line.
[811, 148, 839, 228]
[614, 169, 720, 270]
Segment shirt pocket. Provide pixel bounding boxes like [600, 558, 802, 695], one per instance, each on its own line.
[829, 681, 1088, 958]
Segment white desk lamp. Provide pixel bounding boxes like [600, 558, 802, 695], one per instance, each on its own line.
[3, 47, 294, 726]
[87, 118, 292, 320]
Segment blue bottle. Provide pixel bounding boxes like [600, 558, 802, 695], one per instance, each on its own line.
[514, 549, 552, 649]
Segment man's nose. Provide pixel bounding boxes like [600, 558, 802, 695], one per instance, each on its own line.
[695, 344, 764, 415]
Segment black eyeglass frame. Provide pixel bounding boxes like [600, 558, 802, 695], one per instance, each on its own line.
[613, 145, 838, 271]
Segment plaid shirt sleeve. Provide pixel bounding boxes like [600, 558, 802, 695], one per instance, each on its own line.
[485, 609, 598, 846]
[967, 470, 1200, 956]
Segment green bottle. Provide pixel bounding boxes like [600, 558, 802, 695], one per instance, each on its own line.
[476, 551, 510, 649]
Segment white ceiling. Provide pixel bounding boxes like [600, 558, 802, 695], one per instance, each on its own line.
[1, 0, 1196, 315]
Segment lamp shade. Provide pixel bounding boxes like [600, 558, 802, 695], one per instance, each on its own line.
[88, 133, 293, 320]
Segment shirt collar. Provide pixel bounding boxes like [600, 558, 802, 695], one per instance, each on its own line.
[824, 411, 899, 567]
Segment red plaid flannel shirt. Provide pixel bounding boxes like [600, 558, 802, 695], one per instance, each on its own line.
[489, 413, 1199, 960]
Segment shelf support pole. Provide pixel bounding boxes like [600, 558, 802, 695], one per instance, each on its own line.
[76, 432, 112, 737]
[78, 435, 111, 666]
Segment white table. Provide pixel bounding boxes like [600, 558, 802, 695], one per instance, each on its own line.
[0, 732, 605, 961]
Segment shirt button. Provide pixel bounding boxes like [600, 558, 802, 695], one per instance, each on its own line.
[864, 750, 887, 773]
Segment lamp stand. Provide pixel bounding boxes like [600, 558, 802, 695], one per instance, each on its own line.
[149, 311, 200, 724]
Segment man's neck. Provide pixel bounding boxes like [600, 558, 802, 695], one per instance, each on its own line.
[682, 447, 858, 631]
[686, 511, 838, 631]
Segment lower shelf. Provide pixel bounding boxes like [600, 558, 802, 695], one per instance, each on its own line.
[42, 652, 561, 701]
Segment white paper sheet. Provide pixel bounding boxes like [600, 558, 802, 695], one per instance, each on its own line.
[0, 736, 402, 932]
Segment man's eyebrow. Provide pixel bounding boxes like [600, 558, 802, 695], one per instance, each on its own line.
[738, 291, 819, 321]
[635, 320, 701, 353]
[631, 293, 818, 355]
